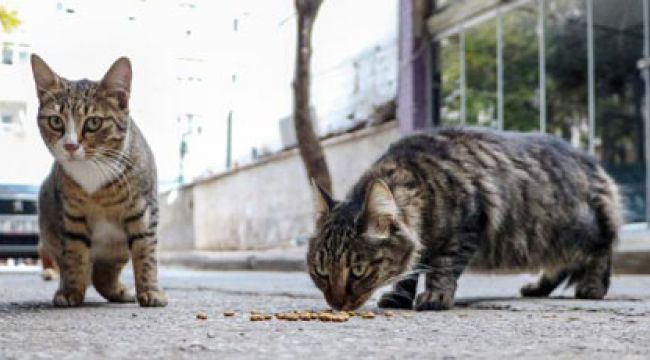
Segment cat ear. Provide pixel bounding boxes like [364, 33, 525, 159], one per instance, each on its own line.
[99, 57, 132, 110]
[363, 180, 399, 237]
[30, 54, 61, 101]
[311, 179, 334, 228]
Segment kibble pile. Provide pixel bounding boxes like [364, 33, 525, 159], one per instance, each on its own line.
[196, 309, 404, 322]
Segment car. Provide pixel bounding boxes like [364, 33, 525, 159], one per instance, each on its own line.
[0, 184, 39, 259]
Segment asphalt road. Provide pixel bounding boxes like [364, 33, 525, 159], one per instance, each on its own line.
[1, 267, 650, 359]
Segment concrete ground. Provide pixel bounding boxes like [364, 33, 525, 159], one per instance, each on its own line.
[1, 267, 650, 359]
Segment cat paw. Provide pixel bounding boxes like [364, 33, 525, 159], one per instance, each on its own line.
[106, 287, 136, 303]
[414, 289, 454, 311]
[377, 291, 413, 309]
[137, 290, 168, 307]
[520, 283, 550, 297]
[575, 284, 607, 300]
[41, 268, 59, 281]
[53, 289, 84, 307]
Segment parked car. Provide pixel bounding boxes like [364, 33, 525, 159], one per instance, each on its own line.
[0, 184, 39, 259]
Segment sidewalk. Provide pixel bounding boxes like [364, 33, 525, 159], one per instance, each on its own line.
[160, 228, 650, 273]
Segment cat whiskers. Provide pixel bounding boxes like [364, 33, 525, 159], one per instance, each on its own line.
[88, 157, 110, 185]
[87, 150, 134, 198]
[99, 148, 135, 168]
[100, 149, 139, 197]
[100, 150, 136, 177]
[97, 156, 134, 198]
[88, 156, 126, 194]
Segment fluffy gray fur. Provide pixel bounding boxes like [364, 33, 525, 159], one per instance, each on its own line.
[307, 127, 621, 311]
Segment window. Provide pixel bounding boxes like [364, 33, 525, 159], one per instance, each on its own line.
[434, 0, 650, 223]
[593, 0, 645, 222]
[440, 35, 461, 125]
[2, 44, 13, 65]
[465, 19, 498, 128]
[545, 0, 589, 149]
[503, 2, 539, 132]
[18, 51, 28, 64]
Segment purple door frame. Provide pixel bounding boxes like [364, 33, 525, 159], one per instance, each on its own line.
[397, 0, 438, 135]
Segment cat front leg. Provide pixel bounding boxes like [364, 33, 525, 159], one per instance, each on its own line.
[125, 204, 167, 307]
[415, 235, 479, 311]
[414, 268, 458, 311]
[54, 235, 91, 307]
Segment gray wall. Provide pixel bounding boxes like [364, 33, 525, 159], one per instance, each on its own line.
[158, 122, 399, 251]
[158, 185, 195, 251]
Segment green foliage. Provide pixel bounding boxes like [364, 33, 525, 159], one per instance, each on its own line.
[464, 20, 497, 128]
[439, 2, 591, 134]
[0, 5, 20, 33]
[502, 6, 539, 132]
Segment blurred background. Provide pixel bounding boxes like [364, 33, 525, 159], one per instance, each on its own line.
[0, 0, 397, 189]
[1, 0, 649, 266]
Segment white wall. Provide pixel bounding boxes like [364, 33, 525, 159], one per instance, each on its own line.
[159, 122, 399, 251]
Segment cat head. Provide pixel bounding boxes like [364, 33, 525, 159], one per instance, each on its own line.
[307, 180, 416, 311]
[31, 54, 132, 164]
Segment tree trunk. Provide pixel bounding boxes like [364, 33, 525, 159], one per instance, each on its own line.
[293, 0, 332, 194]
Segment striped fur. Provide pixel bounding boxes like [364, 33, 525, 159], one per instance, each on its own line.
[32, 55, 166, 307]
[307, 127, 621, 311]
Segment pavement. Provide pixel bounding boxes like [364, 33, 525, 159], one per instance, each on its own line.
[2, 267, 650, 359]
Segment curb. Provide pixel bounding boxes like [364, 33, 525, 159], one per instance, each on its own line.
[160, 249, 650, 274]
[613, 251, 650, 274]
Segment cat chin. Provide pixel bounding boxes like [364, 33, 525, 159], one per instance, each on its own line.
[55, 157, 85, 165]
[59, 156, 85, 163]
[59, 159, 116, 194]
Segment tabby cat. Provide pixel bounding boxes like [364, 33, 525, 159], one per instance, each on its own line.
[307, 128, 621, 311]
[32, 55, 167, 307]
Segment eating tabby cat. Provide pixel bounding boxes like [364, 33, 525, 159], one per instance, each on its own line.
[307, 128, 621, 311]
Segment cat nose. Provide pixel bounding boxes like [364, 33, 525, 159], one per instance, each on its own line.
[64, 143, 80, 153]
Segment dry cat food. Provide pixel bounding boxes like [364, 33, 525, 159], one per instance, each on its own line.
[220, 309, 399, 322]
[360, 311, 376, 319]
[249, 314, 265, 321]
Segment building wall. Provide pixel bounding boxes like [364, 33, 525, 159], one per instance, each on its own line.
[158, 185, 196, 251]
[158, 122, 399, 251]
[0, 18, 53, 185]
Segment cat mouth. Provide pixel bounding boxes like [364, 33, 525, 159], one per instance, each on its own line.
[344, 292, 374, 311]
[60, 152, 85, 162]
[326, 290, 373, 311]
[66, 154, 84, 161]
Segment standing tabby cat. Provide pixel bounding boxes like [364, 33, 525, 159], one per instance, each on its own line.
[308, 128, 621, 311]
[32, 55, 167, 307]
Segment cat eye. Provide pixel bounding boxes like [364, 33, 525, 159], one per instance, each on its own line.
[350, 263, 368, 278]
[84, 117, 103, 132]
[314, 264, 329, 278]
[48, 116, 64, 131]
